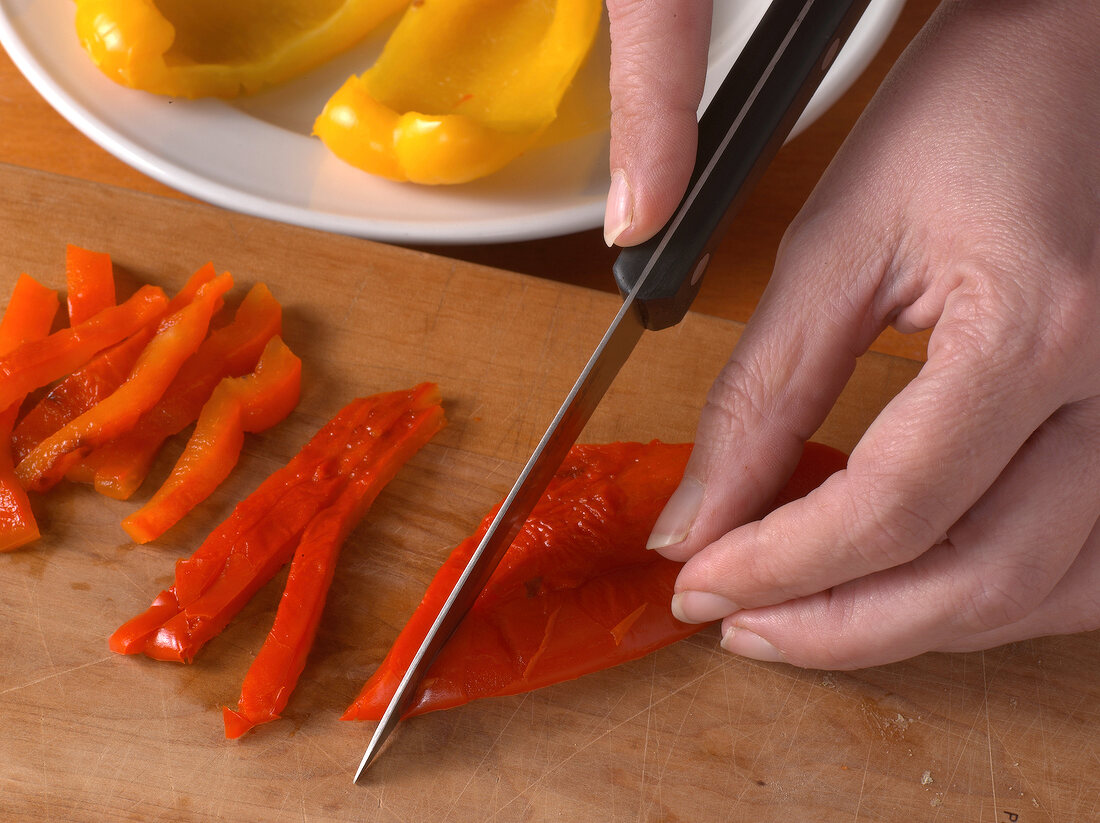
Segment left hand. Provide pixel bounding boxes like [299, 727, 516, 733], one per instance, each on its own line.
[633, 0, 1100, 669]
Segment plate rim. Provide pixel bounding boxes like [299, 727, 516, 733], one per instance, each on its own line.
[0, 0, 907, 245]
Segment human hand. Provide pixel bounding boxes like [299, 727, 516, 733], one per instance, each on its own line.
[603, 0, 712, 246]
[614, 0, 1100, 668]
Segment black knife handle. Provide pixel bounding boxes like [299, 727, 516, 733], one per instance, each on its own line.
[612, 0, 872, 330]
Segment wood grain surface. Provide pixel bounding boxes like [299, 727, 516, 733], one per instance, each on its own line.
[0, 165, 1097, 822]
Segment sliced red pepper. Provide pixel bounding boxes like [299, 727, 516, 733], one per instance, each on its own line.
[0, 275, 59, 552]
[223, 392, 445, 738]
[0, 284, 167, 413]
[78, 281, 283, 500]
[13, 263, 219, 471]
[12, 263, 219, 465]
[65, 244, 116, 325]
[15, 274, 233, 493]
[110, 384, 442, 662]
[0, 274, 60, 351]
[122, 335, 302, 544]
[343, 440, 847, 721]
[12, 329, 155, 464]
[146, 386, 439, 663]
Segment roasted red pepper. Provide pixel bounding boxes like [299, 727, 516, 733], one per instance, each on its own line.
[78, 281, 283, 499]
[16, 274, 232, 493]
[222, 386, 445, 738]
[110, 383, 443, 664]
[12, 263, 217, 465]
[122, 335, 302, 544]
[343, 440, 847, 720]
[0, 284, 167, 413]
[0, 274, 60, 551]
[65, 244, 116, 325]
[12, 329, 154, 464]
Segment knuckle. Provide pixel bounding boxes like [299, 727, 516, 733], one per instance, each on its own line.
[956, 560, 1049, 633]
[932, 255, 1100, 402]
[838, 484, 940, 569]
[703, 357, 773, 441]
[771, 593, 869, 671]
[729, 532, 797, 605]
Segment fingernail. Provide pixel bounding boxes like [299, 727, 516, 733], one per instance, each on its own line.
[671, 591, 738, 624]
[646, 476, 704, 550]
[603, 169, 634, 247]
[720, 626, 785, 663]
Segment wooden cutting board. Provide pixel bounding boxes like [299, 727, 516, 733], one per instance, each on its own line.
[0, 163, 1096, 822]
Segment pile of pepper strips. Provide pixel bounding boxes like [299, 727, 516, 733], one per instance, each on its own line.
[0, 245, 302, 548]
[1, 246, 849, 740]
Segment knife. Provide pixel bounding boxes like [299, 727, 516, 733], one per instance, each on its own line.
[354, 0, 873, 782]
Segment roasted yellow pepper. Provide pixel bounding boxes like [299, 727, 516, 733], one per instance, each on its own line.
[313, 0, 603, 185]
[74, 0, 409, 98]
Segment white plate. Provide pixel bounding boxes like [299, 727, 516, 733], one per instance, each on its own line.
[0, 0, 905, 245]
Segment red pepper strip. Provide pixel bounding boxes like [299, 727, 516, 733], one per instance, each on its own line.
[13, 263, 217, 472]
[10, 264, 217, 466]
[343, 440, 848, 721]
[12, 329, 154, 464]
[108, 476, 346, 656]
[121, 336, 302, 544]
[223, 396, 445, 738]
[15, 274, 233, 493]
[109, 384, 441, 660]
[78, 282, 283, 500]
[0, 284, 167, 413]
[145, 385, 441, 663]
[65, 244, 116, 326]
[0, 275, 59, 552]
[0, 274, 59, 351]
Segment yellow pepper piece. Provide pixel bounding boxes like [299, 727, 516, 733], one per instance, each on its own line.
[74, 0, 409, 98]
[313, 0, 603, 185]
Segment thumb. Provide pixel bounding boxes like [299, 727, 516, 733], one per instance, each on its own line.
[604, 0, 712, 247]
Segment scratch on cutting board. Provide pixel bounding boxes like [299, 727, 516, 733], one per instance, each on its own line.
[637, 641, 741, 812]
[442, 693, 531, 823]
[0, 654, 114, 696]
[932, 667, 992, 820]
[982, 652, 1000, 817]
[637, 654, 657, 812]
[426, 263, 458, 336]
[730, 663, 817, 807]
[493, 653, 741, 814]
[337, 273, 372, 329]
[645, 650, 725, 814]
[851, 741, 874, 822]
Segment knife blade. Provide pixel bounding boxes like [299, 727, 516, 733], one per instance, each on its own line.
[354, 0, 872, 782]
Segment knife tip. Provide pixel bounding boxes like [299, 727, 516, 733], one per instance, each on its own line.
[352, 743, 378, 784]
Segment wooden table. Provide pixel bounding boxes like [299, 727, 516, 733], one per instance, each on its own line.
[2, 3, 1097, 822]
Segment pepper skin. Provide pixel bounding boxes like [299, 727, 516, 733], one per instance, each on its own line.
[343, 440, 848, 720]
[15, 274, 232, 493]
[110, 384, 443, 663]
[121, 335, 302, 544]
[314, 0, 602, 184]
[0, 284, 167, 413]
[0, 275, 59, 551]
[65, 244, 116, 326]
[222, 387, 444, 738]
[12, 263, 218, 465]
[74, 0, 409, 99]
[77, 281, 283, 499]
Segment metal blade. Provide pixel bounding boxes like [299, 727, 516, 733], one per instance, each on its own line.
[353, 290, 646, 782]
[353, 0, 874, 780]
